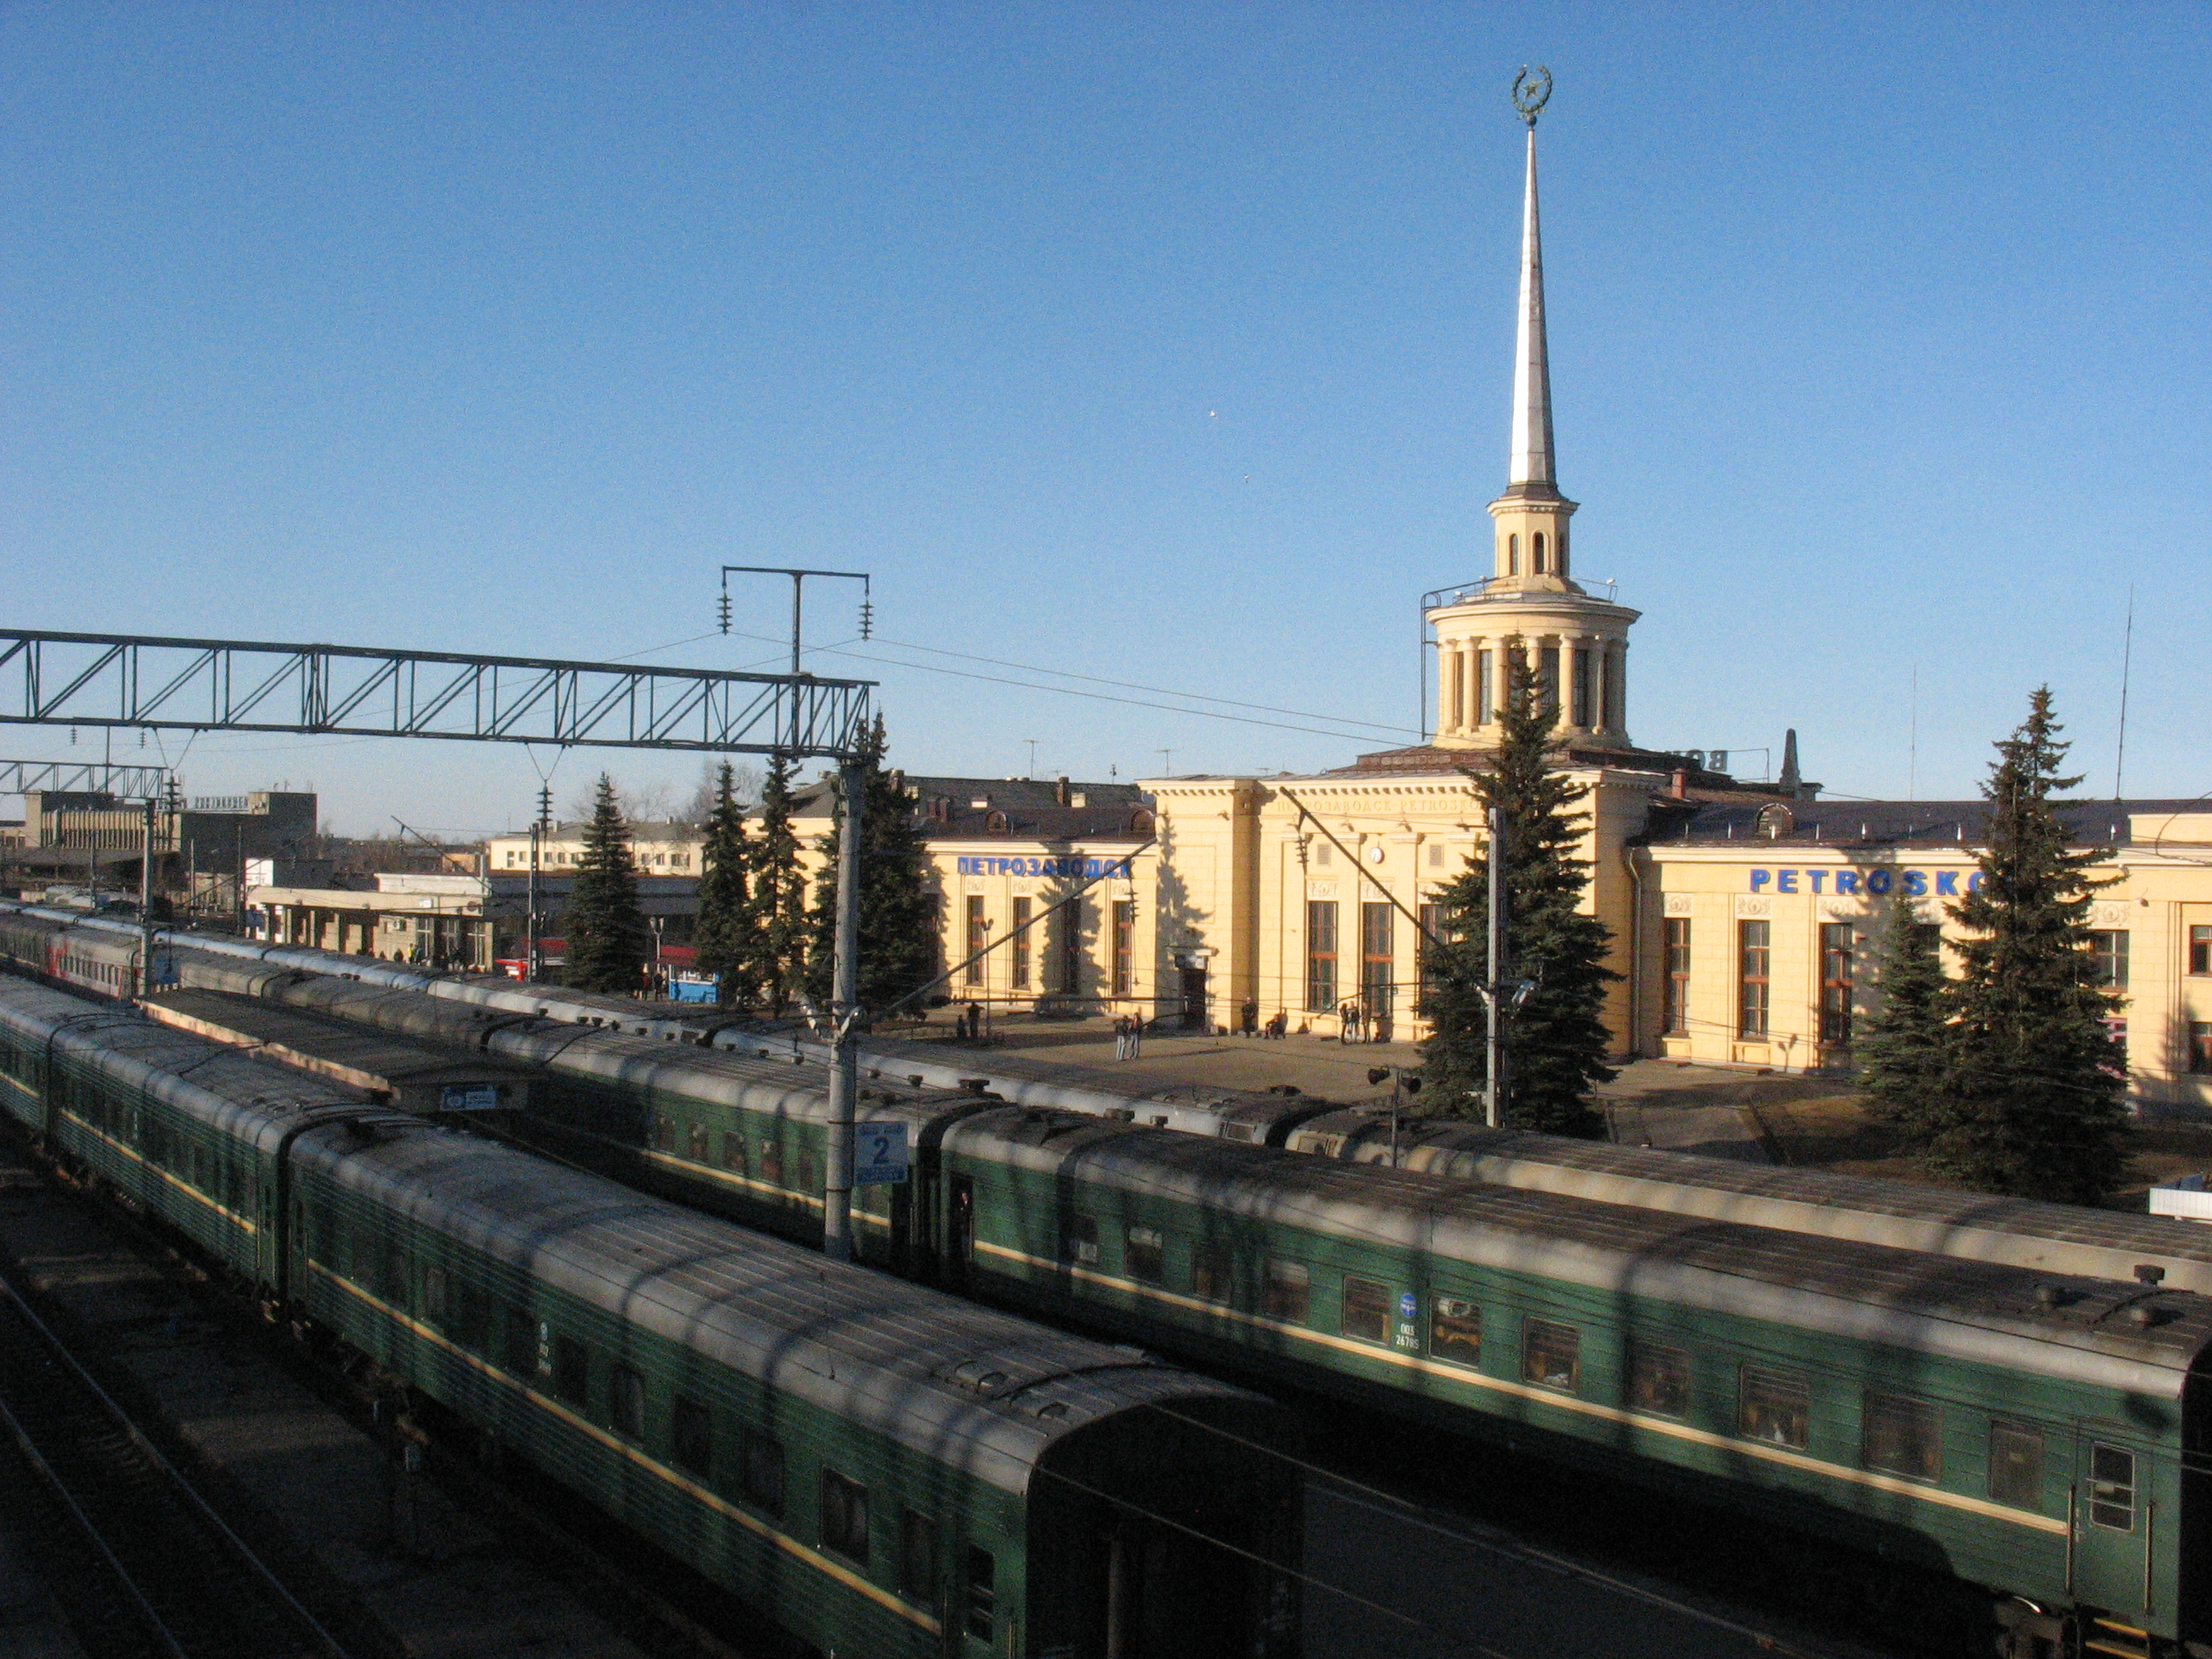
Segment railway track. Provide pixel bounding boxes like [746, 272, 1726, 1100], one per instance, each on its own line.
[0, 1272, 357, 1659]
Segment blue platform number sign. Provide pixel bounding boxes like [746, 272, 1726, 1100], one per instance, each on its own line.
[853, 1121, 911, 1185]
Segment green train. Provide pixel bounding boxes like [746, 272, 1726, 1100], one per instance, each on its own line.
[0, 975, 1303, 1659]
[15, 907, 2212, 1656]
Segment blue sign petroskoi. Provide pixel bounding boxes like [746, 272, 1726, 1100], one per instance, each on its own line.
[1747, 868, 1984, 896]
[955, 855, 1136, 878]
[853, 1121, 911, 1185]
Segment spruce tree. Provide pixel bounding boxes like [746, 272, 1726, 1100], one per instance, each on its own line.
[806, 718, 940, 1020]
[1417, 648, 1615, 1135]
[691, 762, 759, 1008]
[743, 754, 809, 1018]
[1855, 893, 1950, 1138]
[1919, 688, 2130, 1202]
[562, 774, 649, 994]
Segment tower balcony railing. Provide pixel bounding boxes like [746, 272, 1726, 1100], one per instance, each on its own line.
[1422, 574, 1623, 609]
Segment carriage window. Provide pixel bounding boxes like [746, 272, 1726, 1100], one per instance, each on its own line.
[899, 1510, 939, 1611]
[1988, 1423, 2044, 1511]
[740, 1429, 785, 1516]
[552, 1336, 591, 1408]
[383, 1243, 410, 1309]
[670, 1395, 713, 1478]
[797, 1148, 817, 1195]
[759, 1140, 783, 1188]
[1263, 1260, 1311, 1324]
[653, 1114, 676, 1153]
[423, 1266, 449, 1324]
[819, 1468, 870, 1564]
[721, 1132, 748, 1175]
[1192, 1243, 1233, 1303]
[1738, 1365, 1810, 1450]
[1125, 1226, 1164, 1284]
[610, 1365, 646, 1440]
[1522, 1321, 1580, 1394]
[688, 1122, 710, 1162]
[1861, 1392, 1940, 1481]
[1627, 1343, 1691, 1417]
[1341, 1276, 1391, 1343]
[1429, 1297, 1481, 1366]
[2089, 1443, 2136, 1531]
[965, 1545, 996, 1641]
[1062, 1213, 1100, 1267]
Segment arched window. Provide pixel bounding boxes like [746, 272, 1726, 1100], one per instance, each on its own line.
[1533, 533, 1547, 573]
[1127, 808, 1155, 835]
[1507, 534, 1520, 575]
[985, 810, 1010, 835]
[1556, 527, 1568, 577]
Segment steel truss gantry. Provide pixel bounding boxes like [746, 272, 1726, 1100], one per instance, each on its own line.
[0, 760, 173, 799]
[0, 630, 872, 760]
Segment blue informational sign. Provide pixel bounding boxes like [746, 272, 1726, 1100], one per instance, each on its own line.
[1399, 1291, 1419, 1321]
[853, 1121, 911, 1185]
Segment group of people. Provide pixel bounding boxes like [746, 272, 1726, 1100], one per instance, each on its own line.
[1336, 1001, 1388, 1044]
[1112, 1013, 1146, 1060]
[1236, 1000, 1290, 1039]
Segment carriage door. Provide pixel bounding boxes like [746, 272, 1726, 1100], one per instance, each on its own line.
[2073, 1435, 2154, 1634]
[947, 1177, 975, 1291]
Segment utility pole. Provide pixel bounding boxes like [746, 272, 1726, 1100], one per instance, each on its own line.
[821, 757, 866, 1262]
[1485, 802, 1507, 1129]
[526, 784, 550, 982]
[138, 797, 157, 1001]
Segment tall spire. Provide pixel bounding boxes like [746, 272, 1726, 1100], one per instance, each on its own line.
[1507, 117, 1556, 492]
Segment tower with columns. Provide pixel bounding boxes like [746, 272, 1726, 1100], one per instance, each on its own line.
[1429, 96, 1638, 752]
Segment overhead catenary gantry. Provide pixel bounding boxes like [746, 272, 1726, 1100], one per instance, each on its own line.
[0, 626, 879, 1260]
[0, 759, 175, 799]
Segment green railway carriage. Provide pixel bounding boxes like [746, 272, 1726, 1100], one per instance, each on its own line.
[932, 1108, 2212, 1658]
[0, 975, 1304, 1659]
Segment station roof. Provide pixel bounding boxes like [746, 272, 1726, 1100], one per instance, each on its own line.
[1650, 797, 2211, 851]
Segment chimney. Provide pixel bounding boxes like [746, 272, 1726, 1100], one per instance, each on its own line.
[1055, 776, 1071, 807]
[1669, 767, 1689, 800]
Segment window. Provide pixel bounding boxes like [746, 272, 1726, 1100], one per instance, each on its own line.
[1429, 1297, 1481, 1367]
[739, 1429, 785, 1515]
[2089, 1443, 2136, 1531]
[1263, 1260, 1310, 1324]
[1306, 900, 1339, 1013]
[423, 1265, 449, 1324]
[1341, 1276, 1392, 1344]
[552, 1335, 591, 1408]
[1819, 922, 1854, 1045]
[453, 1283, 492, 1352]
[1011, 897, 1032, 989]
[610, 1365, 645, 1440]
[1532, 532, 1546, 573]
[1507, 533, 1520, 575]
[654, 1114, 676, 1153]
[1111, 900, 1135, 998]
[1738, 1365, 1809, 1450]
[964, 1546, 997, 1642]
[797, 1148, 816, 1196]
[721, 1132, 748, 1175]
[1522, 1320, 1580, 1393]
[1193, 1243, 1232, 1303]
[899, 1511, 939, 1611]
[2192, 925, 2212, 976]
[2091, 929, 2130, 990]
[1738, 920, 1771, 1039]
[759, 1138, 783, 1188]
[1059, 899, 1082, 993]
[819, 1469, 870, 1563]
[1125, 1225, 1164, 1284]
[1626, 1343, 1690, 1417]
[1861, 1391, 1940, 1481]
[1360, 903, 1394, 1016]
[1477, 649, 1493, 726]
[670, 1394, 713, 1477]
[688, 1122, 710, 1162]
[1538, 645, 1561, 713]
[1062, 1213, 1100, 1267]
[1571, 647, 1591, 727]
[2194, 1024, 2212, 1077]
[965, 897, 987, 987]
[1417, 902, 1444, 998]
[1449, 651, 1466, 729]
[1988, 1423, 2044, 1511]
[1662, 918, 1691, 1036]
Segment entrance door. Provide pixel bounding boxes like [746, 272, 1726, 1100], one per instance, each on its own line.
[2073, 1436, 2153, 1628]
[1179, 968, 1208, 1033]
[947, 1176, 975, 1291]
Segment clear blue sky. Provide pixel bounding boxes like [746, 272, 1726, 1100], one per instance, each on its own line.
[4, 3, 2207, 834]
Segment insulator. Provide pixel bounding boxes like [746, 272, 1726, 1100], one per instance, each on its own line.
[717, 592, 732, 634]
[858, 598, 874, 640]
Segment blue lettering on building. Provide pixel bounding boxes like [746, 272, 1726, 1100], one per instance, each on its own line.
[956, 854, 1132, 879]
[1775, 870, 1797, 894]
[1744, 866, 1976, 899]
[1936, 871, 1959, 895]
